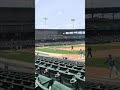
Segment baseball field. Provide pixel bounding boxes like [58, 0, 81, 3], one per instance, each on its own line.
[35, 44, 85, 61]
[86, 43, 120, 78]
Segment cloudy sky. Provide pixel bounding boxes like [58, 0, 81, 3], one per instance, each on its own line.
[35, 0, 85, 29]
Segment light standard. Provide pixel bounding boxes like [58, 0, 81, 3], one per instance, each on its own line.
[91, 0, 94, 18]
[71, 19, 75, 29]
[43, 18, 47, 29]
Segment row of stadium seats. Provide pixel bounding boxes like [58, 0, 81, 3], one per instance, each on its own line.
[86, 34, 120, 44]
[35, 41, 84, 47]
[35, 74, 73, 90]
[35, 35, 84, 40]
[85, 81, 120, 90]
[0, 68, 34, 90]
[35, 56, 85, 90]
[0, 40, 34, 48]
[35, 56, 85, 66]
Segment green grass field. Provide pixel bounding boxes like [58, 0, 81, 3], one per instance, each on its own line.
[86, 43, 120, 71]
[86, 57, 120, 71]
[35, 44, 85, 55]
[86, 43, 120, 51]
[0, 50, 34, 63]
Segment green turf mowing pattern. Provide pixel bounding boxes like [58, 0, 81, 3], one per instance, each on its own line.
[36, 47, 85, 55]
[35, 44, 85, 55]
[86, 44, 120, 51]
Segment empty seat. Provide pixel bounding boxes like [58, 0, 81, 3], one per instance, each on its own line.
[69, 69, 78, 74]
[60, 73, 76, 88]
[74, 67, 82, 70]
[13, 79, 22, 84]
[0, 76, 5, 81]
[77, 78, 85, 90]
[14, 76, 21, 79]
[51, 65, 58, 70]
[23, 81, 32, 86]
[59, 66, 68, 71]
[49, 70, 58, 79]
[0, 81, 11, 89]
[29, 78, 35, 82]
[21, 77, 29, 81]
[24, 86, 34, 90]
[45, 63, 51, 67]
[12, 83, 23, 90]
[66, 65, 73, 68]
[6, 77, 13, 82]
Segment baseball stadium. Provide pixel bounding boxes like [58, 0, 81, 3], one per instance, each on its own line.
[35, 29, 85, 90]
[35, 0, 85, 90]
[86, 0, 120, 89]
[0, 0, 35, 90]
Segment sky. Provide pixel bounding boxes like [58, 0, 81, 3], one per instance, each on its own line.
[35, 0, 85, 29]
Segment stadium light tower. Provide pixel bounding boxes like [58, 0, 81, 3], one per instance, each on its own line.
[43, 18, 47, 29]
[91, 0, 94, 18]
[91, 0, 93, 8]
[71, 19, 75, 29]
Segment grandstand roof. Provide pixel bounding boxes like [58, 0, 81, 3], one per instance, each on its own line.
[86, 7, 120, 14]
[86, 0, 120, 8]
[36, 29, 85, 31]
[0, 0, 34, 8]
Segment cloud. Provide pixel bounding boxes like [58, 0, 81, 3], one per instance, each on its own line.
[57, 11, 63, 15]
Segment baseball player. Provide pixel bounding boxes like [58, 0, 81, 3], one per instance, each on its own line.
[71, 46, 74, 51]
[105, 54, 119, 79]
[80, 49, 84, 58]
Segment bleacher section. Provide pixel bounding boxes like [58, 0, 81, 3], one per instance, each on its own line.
[0, 40, 34, 49]
[35, 29, 85, 47]
[35, 56, 85, 90]
[85, 82, 120, 90]
[35, 41, 84, 47]
[86, 30, 120, 44]
[0, 68, 34, 90]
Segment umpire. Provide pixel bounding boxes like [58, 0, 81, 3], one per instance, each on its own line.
[87, 47, 92, 58]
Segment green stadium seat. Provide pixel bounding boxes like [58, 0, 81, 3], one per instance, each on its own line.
[12, 83, 24, 90]
[49, 69, 58, 79]
[0, 75, 5, 81]
[58, 66, 68, 71]
[60, 72, 76, 88]
[21, 77, 29, 81]
[35, 55, 85, 90]
[0, 87, 6, 90]
[51, 65, 58, 70]
[8, 75, 14, 78]
[68, 69, 79, 75]
[74, 67, 82, 70]
[45, 63, 51, 67]
[77, 78, 85, 90]
[0, 81, 11, 89]
[24, 86, 34, 90]
[29, 78, 35, 82]
[13, 79, 22, 84]
[36, 75, 72, 90]
[23, 80, 32, 86]
[6, 77, 13, 82]
[66, 65, 73, 68]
